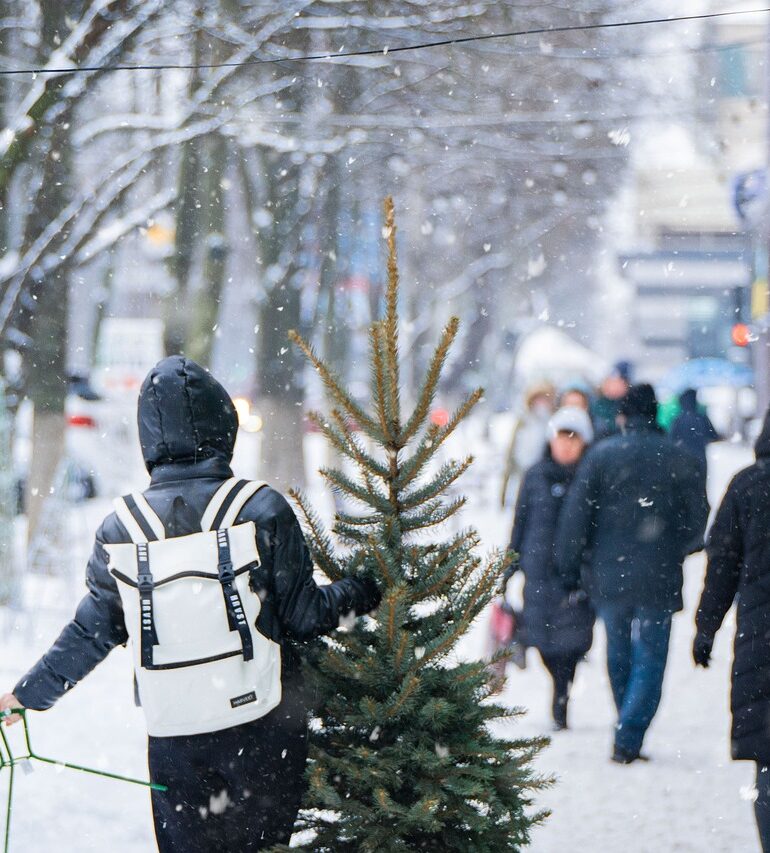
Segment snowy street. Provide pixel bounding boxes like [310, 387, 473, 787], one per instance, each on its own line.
[0, 433, 758, 852]
[3, 3, 770, 851]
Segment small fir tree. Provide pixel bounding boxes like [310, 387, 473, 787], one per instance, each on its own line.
[283, 198, 549, 852]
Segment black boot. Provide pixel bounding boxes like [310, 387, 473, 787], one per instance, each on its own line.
[611, 746, 650, 764]
[552, 692, 568, 731]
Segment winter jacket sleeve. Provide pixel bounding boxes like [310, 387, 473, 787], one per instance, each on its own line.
[13, 523, 128, 711]
[673, 450, 710, 554]
[266, 496, 380, 642]
[695, 477, 743, 641]
[555, 450, 598, 591]
[505, 468, 536, 582]
[508, 470, 531, 558]
[704, 415, 720, 444]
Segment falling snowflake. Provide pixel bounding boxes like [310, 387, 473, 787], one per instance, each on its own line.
[608, 128, 631, 147]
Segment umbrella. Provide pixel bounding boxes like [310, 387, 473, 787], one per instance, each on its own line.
[658, 358, 754, 396]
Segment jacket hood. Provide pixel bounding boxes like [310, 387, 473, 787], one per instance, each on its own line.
[679, 389, 698, 412]
[756, 408, 770, 459]
[137, 355, 238, 473]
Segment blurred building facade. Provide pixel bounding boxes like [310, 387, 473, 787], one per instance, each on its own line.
[617, 8, 765, 388]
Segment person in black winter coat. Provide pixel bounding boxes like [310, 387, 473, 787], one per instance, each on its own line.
[0, 356, 381, 852]
[557, 384, 709, 763]
[507, 406, 595, 730]
[694, 408, 770, 852]
[669, 388, 720, 472]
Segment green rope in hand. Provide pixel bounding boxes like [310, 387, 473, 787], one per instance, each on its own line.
[0, 708, 166, 853]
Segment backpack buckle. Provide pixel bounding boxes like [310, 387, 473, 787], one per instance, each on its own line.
[137, 572, 154, 593]
[218, 561, 235, 584]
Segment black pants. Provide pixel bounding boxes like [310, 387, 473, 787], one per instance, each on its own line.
[757, 764, 770, 852]
[148, 696, 308, 852]
[539, 651, 580, 727]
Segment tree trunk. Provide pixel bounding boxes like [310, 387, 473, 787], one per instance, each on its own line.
[186, 134, 228, 366]
[26, 408, 65, 549]
[256, 395, 305, 492]
[0, 386, 17, 606]
[21, 1, 74, 545]
[164, 28, 204, 355]
[257, 259, 305, 490]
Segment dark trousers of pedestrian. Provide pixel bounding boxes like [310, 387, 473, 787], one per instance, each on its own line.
[598, 603, 673, 758]
[756, 764, 770, 852]
[148, 697, 308, 852]
[539, 651, 580, 729]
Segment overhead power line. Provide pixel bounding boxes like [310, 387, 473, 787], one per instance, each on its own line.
[0, 6, 768, 77]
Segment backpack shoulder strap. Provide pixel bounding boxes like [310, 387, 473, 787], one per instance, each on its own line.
[113, 493, 166, 543]
[200, 477, 242, 532]
[201, 479, 269, 531]
[218, 480, 268, 528]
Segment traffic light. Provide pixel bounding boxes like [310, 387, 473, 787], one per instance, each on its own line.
[731, 323, 752, 347]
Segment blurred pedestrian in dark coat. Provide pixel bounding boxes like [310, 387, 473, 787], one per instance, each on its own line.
[507, 406, 595, 730]
[590, 361, 631, 440]
[669, 387, 720, 472]
[694, 408, 770, 852]
[558, 384, 709, 763]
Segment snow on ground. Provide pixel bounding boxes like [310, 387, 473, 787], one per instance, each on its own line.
[0, 432, 759, 851]
[459, 438, 759, 853]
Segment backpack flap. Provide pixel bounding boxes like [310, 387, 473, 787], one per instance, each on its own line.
[105, 522, 261, 668]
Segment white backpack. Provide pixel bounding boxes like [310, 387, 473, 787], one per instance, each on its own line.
[104, 478, 282, 737]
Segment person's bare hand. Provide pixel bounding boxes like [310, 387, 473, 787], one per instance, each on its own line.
[0, 693, 23, 726]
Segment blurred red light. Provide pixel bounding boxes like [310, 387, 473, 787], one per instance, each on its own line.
[732, 323, 751, 347]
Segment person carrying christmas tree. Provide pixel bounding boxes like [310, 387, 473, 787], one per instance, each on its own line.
[0, 355, 381, 852]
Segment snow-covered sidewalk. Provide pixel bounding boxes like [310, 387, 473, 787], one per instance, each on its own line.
[0, 439, 758, 851]
[472, 440, 759, 852]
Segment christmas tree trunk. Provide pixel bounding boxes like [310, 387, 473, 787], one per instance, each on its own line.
[282, 198, 550, 852]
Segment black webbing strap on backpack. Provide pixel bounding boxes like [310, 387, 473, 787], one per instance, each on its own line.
[136, 543, 159, 669]
[215, 528, 253, 662]
[124, 495, 161, 542]
[210, 479, 250, 531]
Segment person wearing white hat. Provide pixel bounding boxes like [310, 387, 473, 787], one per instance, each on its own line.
[505, 406, 595, 729]
[548, 406, 594, 448]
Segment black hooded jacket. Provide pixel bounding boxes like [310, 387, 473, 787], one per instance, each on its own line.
[14, 356, 379, 711]
[695, 413, 770, 764]
[556, 415, 709, 611]
[669, 389, 719, 468]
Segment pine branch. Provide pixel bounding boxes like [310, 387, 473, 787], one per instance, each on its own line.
[333, 511, 381, 528]
[382, 584, 409, 649]
[394, 422, 441, 491]
[417, 547, 477, 602]
[369, 322, 396, 445]
[401, 496, 467, 533]
[289, 488, 346, 582]
[289, 329, 383, 441]
[306, 410, 358, 465]
[332, 521, 375, 546]
[382, 196, 401, 440]
[400, 456, 474, 511]
[397, 389, 483, 490]
[321, 467, 391, 512]
[399, 316, 459, 446]
[330, 408, 390, 481]
[384, 672, 421, 720]
[454, 559, 502, 627]
[365, 534, 398, 586]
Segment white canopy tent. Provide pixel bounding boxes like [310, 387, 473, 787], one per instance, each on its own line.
[514, 325, 610, 388]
